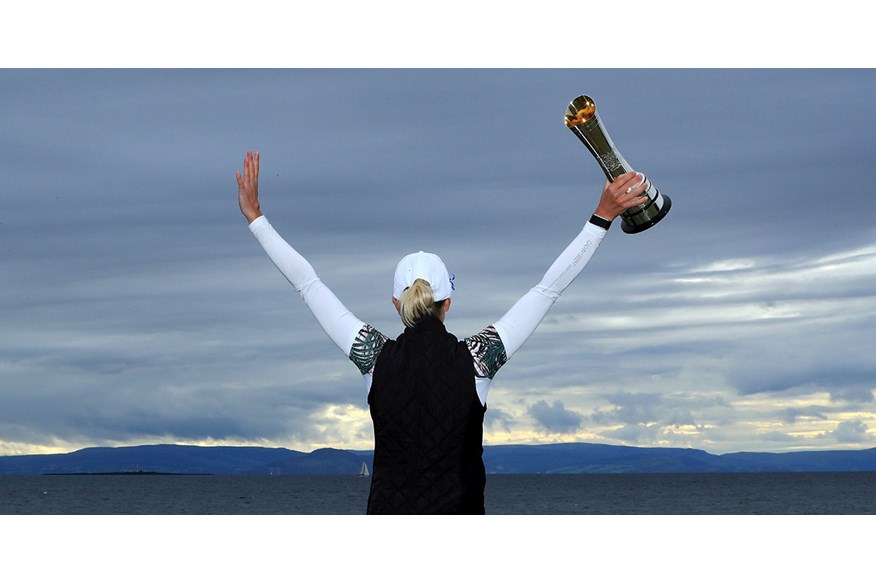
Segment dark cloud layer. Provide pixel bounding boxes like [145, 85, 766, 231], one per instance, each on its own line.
[2, 69, 875, 454]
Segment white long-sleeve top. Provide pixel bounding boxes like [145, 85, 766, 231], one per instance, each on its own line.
[249, 215, 608, 405]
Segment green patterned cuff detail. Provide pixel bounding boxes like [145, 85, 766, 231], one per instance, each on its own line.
[466, 326, 508, 380]
[349, 324, 388, 376]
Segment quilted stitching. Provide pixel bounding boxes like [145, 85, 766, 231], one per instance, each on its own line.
[367, 316, 485, 514]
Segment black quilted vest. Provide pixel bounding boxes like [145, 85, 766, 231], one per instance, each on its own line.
[366, 315, 486, 514]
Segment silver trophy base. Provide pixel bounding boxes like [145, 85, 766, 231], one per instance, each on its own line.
[621, 194, 672, 234]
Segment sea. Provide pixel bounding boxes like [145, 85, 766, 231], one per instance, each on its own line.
[3, 471, 876, 514]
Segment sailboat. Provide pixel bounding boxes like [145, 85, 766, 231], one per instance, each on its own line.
[360, 462, 370, 477]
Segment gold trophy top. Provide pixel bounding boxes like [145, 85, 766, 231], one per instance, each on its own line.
[564, 95, 597, 127]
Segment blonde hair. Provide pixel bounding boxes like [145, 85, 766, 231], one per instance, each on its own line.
[398, 278, 445, 327]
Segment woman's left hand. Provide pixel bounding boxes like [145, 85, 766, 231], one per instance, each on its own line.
[594, 171, 650, 221]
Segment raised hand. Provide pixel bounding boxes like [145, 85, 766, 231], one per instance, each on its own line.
[594, 171, 650, 221]
[236, 150, 263, 223]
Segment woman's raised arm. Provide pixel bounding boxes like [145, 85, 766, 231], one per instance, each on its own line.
[493, 171, 650, 358]
[237, 150, 367, 361]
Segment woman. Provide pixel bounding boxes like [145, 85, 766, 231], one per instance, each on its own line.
[236, 150, 648, 514]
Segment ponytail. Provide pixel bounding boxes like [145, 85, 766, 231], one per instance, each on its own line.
[398, 278, 445, 327]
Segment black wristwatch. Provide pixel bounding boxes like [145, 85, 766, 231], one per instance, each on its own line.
[589, 214, 612, 230]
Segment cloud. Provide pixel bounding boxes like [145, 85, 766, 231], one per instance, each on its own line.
[829, 388, 874, 404]
[757, 431, 802, 444]
[594, 392, 673, 425]
[776, 407, 830, 424]
[484, 406, 516, 433]
[528, 400, 584, 434]
[819, 420, 871, 444]
[590, 391, 729, 429]
[602, 424, 661, 444]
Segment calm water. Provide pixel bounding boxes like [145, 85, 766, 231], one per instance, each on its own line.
[2, 472, 875, 514]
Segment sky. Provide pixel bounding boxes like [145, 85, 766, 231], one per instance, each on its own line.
[3, 68, 875, 458]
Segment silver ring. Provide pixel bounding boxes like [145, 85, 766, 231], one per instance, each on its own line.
[625, 187, 633, 194]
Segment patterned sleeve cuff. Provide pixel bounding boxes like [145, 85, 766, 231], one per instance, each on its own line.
[465, 326, 509, 380]
[349, 324, 388, 376]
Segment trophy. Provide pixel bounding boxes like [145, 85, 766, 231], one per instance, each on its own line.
[565, 95, 671, 233]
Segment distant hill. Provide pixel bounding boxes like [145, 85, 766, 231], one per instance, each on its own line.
[1, 443, 876, 476]
[484, 443, 876, 474]
[0, 445, 308, 476]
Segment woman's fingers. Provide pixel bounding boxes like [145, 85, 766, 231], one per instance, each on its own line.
[615, 172, 649, 206]
[239, 151, 259, 190]
[245, 151, 259, 188]
[237, 150, 263, 223]
[615, 171, 643, 194]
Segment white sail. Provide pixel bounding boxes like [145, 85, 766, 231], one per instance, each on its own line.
[360, 462, 370, 477]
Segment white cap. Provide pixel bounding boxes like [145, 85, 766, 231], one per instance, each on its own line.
[393, 251, 453, 301]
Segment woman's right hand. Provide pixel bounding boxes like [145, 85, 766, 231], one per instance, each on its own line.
[236, 150, 263, 224]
